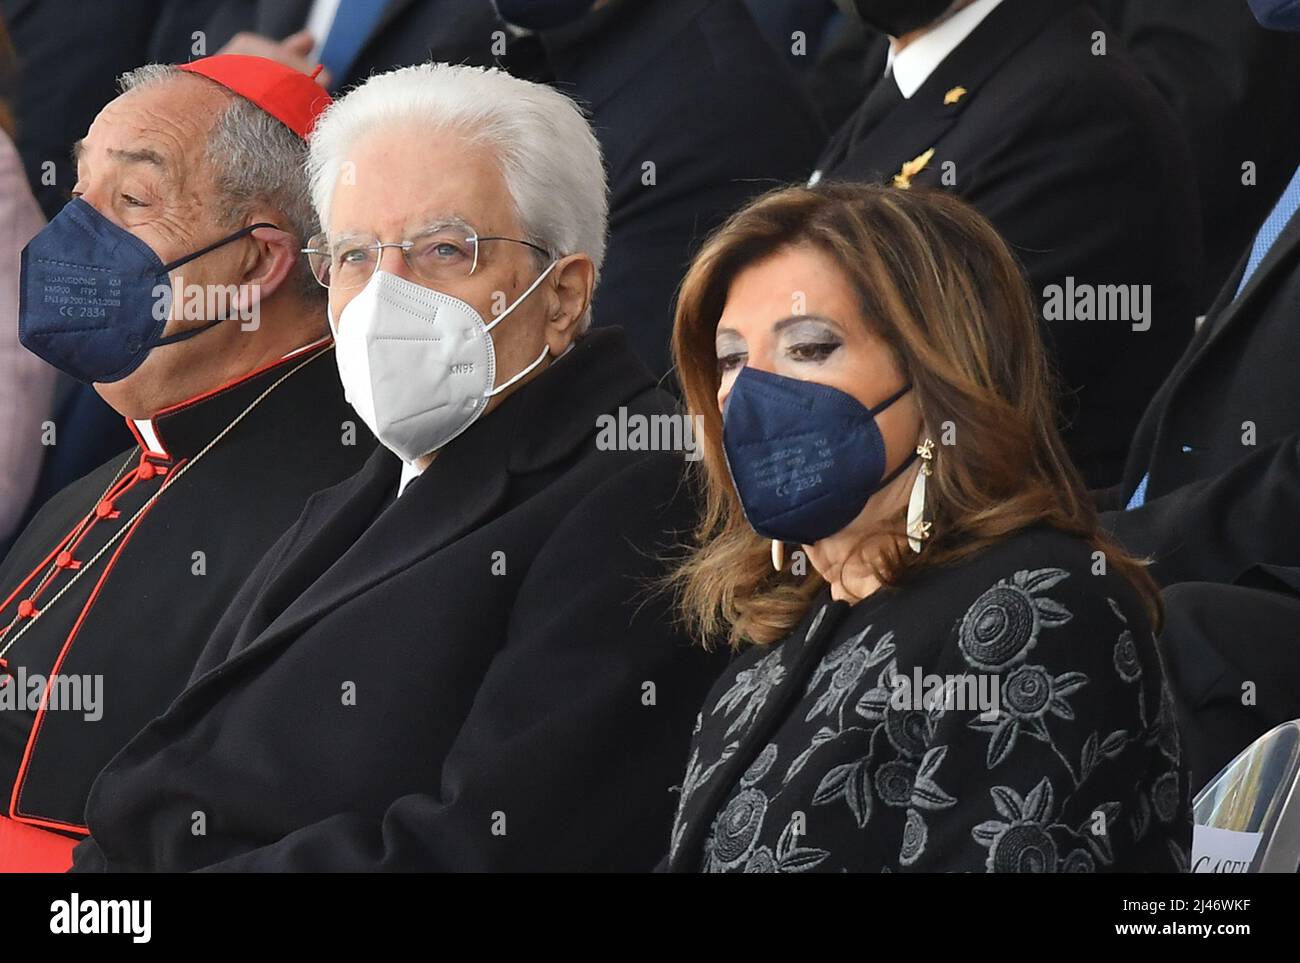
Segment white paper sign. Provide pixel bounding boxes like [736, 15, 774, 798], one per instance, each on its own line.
[1191, 824, 1262, 873]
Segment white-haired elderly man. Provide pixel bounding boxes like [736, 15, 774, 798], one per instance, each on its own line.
[70, 62, 724, 873]
[0, 55, 376, 870]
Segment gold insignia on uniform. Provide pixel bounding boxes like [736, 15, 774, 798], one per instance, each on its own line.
[893, 148, 935, 190]
[944, 85, 968, 106]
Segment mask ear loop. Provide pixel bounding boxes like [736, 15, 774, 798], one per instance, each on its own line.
[487, 343, 551, 398]
[151, 221, 281, 346]
[483, 258, 561, 397]
[160, 222, 280, 274]
[868, 381, 912, 415]
[482, 259, 559, 334]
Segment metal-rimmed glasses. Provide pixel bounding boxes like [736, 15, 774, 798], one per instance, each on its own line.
[302, 218, 551, 290]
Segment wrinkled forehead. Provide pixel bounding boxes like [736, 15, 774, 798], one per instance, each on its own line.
[77, 77, 231, 184]
[326, 121, 522, 240]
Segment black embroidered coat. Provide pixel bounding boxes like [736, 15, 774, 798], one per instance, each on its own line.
[664, 526, 1192, 873]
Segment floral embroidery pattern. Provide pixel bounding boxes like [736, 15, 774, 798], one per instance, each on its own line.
[712, 640, 786, 738]
[969, 664, 1089, 769]
[957, 568, 1072, 671]
[971, 777, 1121, 871]
[677, 561, 1191, 873]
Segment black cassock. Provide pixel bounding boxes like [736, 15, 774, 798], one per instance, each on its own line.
[71, 328, 726, 872]
[0, 341, 374, 866]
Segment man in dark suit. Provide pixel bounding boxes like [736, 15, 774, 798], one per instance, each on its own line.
[1098, 185, 1300, 560]
[1097, 0, 1300, 798]
[1091, 0, 1300, 304]
[743, 0, 868, 132]
[166, 0, 825, 379]
[815, 0, 1203, 488]
[0, 0, 219, 219]
[199, 0, 494, 90]
[1101, 242, 1300, 784]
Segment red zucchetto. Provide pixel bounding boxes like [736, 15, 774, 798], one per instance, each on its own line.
[178, 54, 331, 139]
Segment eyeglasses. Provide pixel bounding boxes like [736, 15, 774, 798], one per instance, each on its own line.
[302, 220, 551, 290]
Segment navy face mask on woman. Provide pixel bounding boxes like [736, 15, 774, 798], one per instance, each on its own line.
[722, 365, 917, 546]
[19, 198, 275, 384]
[1248, 0, 1300, 30]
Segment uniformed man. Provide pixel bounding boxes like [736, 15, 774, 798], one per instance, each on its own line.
[0, 54, 374, 869]
[815, 0, 1204, 489]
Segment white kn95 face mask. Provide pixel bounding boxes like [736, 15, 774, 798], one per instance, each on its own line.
[328, 262, 557, 463]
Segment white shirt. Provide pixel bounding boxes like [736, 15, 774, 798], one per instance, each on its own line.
[887, 0, 1002, 99]
[808, 0, 1002, 187]
[393, 342, 576, 498]
[304, 0, 345, 61]
[398, 460, 422, 498]
[133, 419, 167, 456]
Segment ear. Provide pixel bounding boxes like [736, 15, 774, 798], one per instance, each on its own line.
[233, 224, 301, 315]
[543, 253, 595, 353]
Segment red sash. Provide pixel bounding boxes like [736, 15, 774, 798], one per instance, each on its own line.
[0, 816, 77, 872]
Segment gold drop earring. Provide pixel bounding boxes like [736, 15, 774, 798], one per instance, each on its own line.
[907, 438, 935, 552]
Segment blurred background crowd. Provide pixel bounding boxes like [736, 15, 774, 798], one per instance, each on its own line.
[1, 0, 1300, 871]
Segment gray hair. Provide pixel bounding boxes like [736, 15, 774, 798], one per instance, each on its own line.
[117, 63, 322, 303]
[307, 62, 608, 329]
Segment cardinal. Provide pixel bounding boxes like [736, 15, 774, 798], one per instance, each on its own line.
[0, 54, 373, 870]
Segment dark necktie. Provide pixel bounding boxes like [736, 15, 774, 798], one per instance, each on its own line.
[848, 69, 905, 144]
[814, 69, 904, 180]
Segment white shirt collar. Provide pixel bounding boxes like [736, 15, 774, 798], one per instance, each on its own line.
[131, 336, 333, 459]
[304, 0, 345, 62]
[133, 419, 167, 456]
[397, 459, 423, 498]
[392, 339, 578, 498]
[887, 0, 1002, 99]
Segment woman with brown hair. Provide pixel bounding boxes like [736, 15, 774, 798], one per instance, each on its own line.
[662, 182, 1190, 873]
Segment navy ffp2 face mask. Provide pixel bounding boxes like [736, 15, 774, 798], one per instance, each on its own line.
[19, 198, 275, 384]
[1248, 0, 1300, 30]
[721, 366, 917, 546]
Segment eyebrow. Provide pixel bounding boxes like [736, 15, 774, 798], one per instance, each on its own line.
[107, 146, 167, 168]
[330, 215, 476, 244]
[716, 313, 844, 338]
[73, 139, 169, 171]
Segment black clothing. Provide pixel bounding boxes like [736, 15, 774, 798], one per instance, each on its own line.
[815, 0, 1203, 487]
[72, 329, 725, 872]
[0, 342, 374, 843]
[665, 526, 1191, 872]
